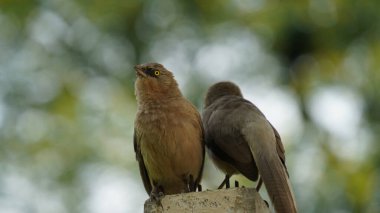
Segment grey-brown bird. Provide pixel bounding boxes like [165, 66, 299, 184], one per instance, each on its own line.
[202, 81, 297, 213]
[134, 62, 204, 199]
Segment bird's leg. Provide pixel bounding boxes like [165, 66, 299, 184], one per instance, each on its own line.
[188, 174, 195, 192]
[226, 177, 230, 188]
[149, 184, 164, 209]
[182, 174, 196, 192]
[255, 176, 269, 207]
[150, 184, 164, 202]
[255, 177, 268, 207]
[256, 176, 263, 192]
[197, 184, 202, 192]
[218, 174, 230, 189]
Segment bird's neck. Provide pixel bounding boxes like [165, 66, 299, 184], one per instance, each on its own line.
[136, 89, 183, 106]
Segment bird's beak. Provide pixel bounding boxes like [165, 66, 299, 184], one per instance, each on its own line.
[134, 64, 146, 78]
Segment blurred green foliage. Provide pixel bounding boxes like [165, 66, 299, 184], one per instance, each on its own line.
[1, 0, 379, 212]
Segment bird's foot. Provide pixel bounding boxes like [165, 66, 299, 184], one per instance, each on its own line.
[149, 184, 164, 204]
[149, 191, 164, 202]
[149, 191, 164, 209]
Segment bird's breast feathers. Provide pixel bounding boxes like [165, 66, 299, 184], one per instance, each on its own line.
[135, 100, 203, 180]
[135, 98, 202, 150]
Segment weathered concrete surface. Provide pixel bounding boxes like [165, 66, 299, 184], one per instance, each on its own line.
[144, 187, 270, 213]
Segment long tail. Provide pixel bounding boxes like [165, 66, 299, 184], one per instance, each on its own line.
[243, 119, 297, 213]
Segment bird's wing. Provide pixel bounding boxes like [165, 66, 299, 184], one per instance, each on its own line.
[271, 124, 290, 176]
[244, 100, 289, 175]
[133, 129, 152, 195]
[197, 113, 206, 186]
[203, 98, 259, 180]
[242, 110, 297, 213]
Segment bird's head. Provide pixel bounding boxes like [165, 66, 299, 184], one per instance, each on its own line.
[204, 81, 243, 107]
[134, 63, 181, 101]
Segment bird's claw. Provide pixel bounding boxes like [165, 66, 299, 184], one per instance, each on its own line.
[149, 191, 164, 202]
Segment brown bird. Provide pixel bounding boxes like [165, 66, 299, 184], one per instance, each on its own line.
[202, 81, 297, 213]
[134, 62, 205, 199]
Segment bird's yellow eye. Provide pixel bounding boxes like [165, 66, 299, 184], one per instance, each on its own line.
[154, 71, 160, 76]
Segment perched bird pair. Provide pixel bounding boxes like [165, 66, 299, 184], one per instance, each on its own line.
[133, 63, 297, 212]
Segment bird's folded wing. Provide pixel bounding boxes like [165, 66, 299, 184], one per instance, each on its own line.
[134, 130, 152, 195]
[204, 106, 258, 179]
[271, 124, 289, 176]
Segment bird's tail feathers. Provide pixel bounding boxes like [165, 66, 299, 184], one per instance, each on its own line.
[244, 122, 297, 213]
